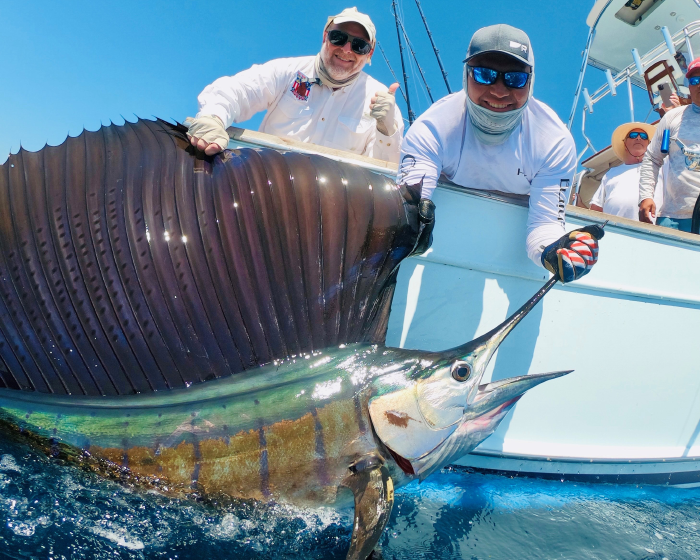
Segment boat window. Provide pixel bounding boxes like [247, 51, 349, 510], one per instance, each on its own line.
[615, 0, 666, 26]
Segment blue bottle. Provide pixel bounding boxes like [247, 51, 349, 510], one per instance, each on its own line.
[661, 129, 670, 154]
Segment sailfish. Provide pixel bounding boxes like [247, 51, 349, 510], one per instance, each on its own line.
[0, 119, 571, 559]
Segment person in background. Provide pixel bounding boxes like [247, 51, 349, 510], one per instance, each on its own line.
[397, 24, 603, 283]
[185, 7, 403, 163]
[640, 57, 700, 231]
[590, 122, 663, 221]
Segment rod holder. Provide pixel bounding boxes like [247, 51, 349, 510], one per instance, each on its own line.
[685, 28, 695, 61]
[632, 48, 645, 76]
[605, 69, 617, 96]
[627, 76, 635, 122]
[661, 26, 677, 57]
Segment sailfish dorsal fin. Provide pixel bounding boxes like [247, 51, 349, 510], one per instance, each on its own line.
[0, 119, 418, 396]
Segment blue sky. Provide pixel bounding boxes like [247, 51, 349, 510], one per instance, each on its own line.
[0, 0, 655, 165]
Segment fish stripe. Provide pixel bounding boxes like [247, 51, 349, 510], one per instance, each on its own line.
[258, 426, 270, 499]
[310, 408, 330, 486]
[264, 413, 316, 499]
[354, 393, 367, 434]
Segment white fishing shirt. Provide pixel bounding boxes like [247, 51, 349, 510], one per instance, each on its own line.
[591, 163, 665, 221]
[640, 104, 700, 219]
[196, 56, 403, 163]
[398, 91, 577, 266]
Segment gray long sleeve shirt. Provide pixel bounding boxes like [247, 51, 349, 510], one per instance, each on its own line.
[640, 104, 700, 219]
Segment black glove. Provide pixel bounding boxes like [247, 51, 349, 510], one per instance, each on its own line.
[409, 198, 435, 256]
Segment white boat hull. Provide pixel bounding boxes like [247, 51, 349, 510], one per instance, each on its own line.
[385, 183, 700, 485]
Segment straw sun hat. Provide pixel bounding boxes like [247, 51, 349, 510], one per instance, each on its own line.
[611, 122, 657, 161]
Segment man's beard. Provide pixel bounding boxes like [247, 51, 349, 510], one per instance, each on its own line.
[320, 49, 359, 81]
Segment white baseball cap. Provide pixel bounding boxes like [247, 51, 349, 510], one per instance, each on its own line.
[325, 7, 376, 46]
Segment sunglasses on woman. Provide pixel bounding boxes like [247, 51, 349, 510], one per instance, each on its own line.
[627, 131, 649, 140]
[469, 66, 530, 89]
[326, 30, 372, 55]
[689, 76, 700, 86]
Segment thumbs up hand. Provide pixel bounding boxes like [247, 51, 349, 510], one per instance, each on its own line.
[370, 82, 400, 136]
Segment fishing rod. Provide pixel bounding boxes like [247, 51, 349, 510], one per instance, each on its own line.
[377, 41, 408, 104]
[395, 16, 435, 104]
[414, 0, 452, 94]
[392, 0, 415, 124]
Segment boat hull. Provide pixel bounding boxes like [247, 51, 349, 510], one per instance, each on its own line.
[386, 183, 700, 485]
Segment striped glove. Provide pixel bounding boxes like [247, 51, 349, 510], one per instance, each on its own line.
[541, 225, 605, 283]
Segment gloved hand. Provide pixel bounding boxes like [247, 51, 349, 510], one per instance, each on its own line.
[185, 115, 229, 155]
[409, 198, 436, 256]
[370, 83, 399, 136]
[541, 224, 605, 283]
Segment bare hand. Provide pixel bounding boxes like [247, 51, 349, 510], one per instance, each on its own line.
[189, 136, 224, 156]
[662, 93, 682, 112]
[639, 198, 656, 223]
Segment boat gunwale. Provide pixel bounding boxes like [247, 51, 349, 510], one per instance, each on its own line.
[227, 126, 700, 249]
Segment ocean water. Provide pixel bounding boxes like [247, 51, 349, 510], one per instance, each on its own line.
[0, 435, 698, 560]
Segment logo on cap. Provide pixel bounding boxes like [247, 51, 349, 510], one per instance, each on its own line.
[509, 41, 528, 52]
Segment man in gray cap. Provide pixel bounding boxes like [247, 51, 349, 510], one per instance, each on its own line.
[185, 7, 403, 163]
[398, 24, 603, 283]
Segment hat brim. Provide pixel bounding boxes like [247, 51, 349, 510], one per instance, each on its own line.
[325, 16, 375, 45]
[611, 122, 656, 161]
[463, 49, 531, 66]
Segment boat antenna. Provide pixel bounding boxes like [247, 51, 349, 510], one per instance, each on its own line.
[414, 0, 452, 94]
[396, 17, 435, 103]
[377, 41, 408, 104]
[392, 0, 415, 124]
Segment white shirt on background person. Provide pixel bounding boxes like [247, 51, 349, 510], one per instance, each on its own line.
[591, 162, 665, 221]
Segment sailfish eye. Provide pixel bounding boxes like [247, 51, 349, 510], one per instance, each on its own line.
[451, 363, 471, 382]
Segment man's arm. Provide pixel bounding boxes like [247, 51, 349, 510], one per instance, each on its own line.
[196, 58, 293, 127]
[526, 135, 577, 265]
[371, 108, 404, 163]
[639, 114, 669, 222]
[396, 118, 444, 199]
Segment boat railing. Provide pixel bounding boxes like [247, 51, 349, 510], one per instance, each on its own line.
[574, 19, 700, 163]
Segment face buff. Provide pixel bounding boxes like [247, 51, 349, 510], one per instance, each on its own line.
[462, 51, 535, 146]
[314, 53, 362, 90]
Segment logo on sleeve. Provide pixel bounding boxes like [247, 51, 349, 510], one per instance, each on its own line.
[558, 179, 570, 222]
[290, 72, 315, 101]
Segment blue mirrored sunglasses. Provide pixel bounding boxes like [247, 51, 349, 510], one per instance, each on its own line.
[627, 131, 649, 140]
[469, 66, 530, 89]
[689, 76, 700, 86]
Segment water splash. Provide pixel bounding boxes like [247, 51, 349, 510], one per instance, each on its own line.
[0, 436, 699, 559]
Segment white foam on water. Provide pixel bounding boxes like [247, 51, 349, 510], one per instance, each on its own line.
[90, 524, 145, 550]
[0, 454, 21, 473]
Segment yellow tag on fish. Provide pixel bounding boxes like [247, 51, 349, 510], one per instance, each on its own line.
[387, 477, 394, 502]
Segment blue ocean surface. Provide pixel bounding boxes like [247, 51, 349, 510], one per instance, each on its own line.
[0, 434, 698, 560]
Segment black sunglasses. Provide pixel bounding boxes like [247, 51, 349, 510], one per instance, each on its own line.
[627, 131, 649, 140]
[469, 66, 530, 89]
[326, 29, 372, 55]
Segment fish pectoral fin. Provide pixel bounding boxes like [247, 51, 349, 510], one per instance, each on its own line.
[341, 453, 395, 560]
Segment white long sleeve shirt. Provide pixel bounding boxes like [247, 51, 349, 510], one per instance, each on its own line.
[398, 91, 577, 266]
[640, 104, 700, 219]
[196, 56, 403, 163]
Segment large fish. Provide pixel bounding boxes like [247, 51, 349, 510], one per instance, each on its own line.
[0, 120, 570, 559]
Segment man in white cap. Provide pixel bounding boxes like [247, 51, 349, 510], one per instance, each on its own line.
[185, 7, 403, 163]
[590, 122, 664, 221]
[640, 56, 700, 231]
[398, 24, 603, 283]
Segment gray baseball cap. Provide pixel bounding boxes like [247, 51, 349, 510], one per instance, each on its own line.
[463, 24, 532, 66]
